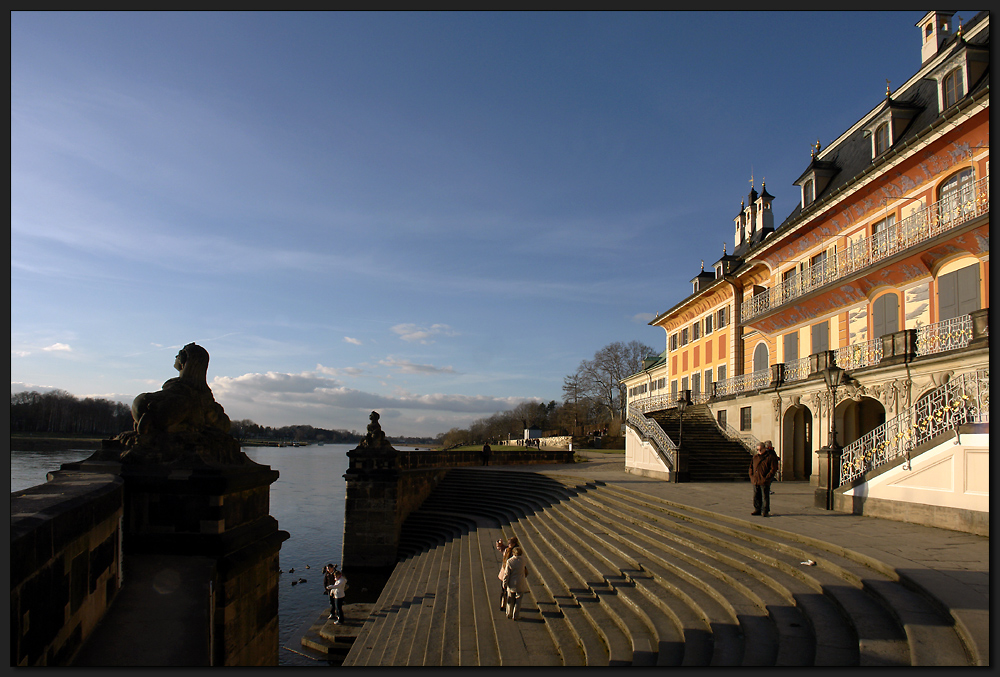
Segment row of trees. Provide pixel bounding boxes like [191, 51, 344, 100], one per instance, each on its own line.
[11, 390, 133, 436]
[229, 419, 362, 445]
[436, 340, 656, 447]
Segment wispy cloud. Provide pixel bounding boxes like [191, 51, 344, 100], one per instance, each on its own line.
[210, 369, 520, 415]
[631, 312, 655, 324]
[391, 323, 456, 344]
[42, 343, 73, 352]
[343, 337, 362, 345]
[380, 356, 456, 375]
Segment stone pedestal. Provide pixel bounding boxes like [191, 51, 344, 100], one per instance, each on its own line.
[62, 455, 288, 666]
[814, 445, 842, 510]
[342, 440, 401, 569]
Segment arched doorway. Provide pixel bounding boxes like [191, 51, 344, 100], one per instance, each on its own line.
[836, 396, 886, 447]
[781, 404, 812, 481]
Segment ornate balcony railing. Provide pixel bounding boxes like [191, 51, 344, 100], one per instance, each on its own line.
[716, 368, 771, 396]
[834, 338, 883, 371]
[626, 407, 677, 469]
[743, 175, 989, 323]
[783, 356, 812, 383]
[916, 314, 974, 356]
[839, 367, 989, 486]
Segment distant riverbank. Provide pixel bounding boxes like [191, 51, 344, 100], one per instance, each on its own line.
[10, 434, 105, 452]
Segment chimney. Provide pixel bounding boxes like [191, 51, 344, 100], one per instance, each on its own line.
[917, 11, 956, 64]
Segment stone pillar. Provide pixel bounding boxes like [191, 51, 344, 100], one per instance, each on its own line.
[341, 411, 402, 569]
[969, 308, 990, 348]
[769, 363, 785, 388]
[61, 456, 288, 666]
[814, 445, 842, 510]
[879, 328, 917, 366]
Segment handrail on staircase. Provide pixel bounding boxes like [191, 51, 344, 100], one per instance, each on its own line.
[839, 367, 989, 487]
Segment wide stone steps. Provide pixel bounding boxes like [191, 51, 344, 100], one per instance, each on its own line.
[342, 468, 973, 666]
[647, 404, 752, 481]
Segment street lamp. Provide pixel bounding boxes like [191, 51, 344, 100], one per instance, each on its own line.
[672, 389, 692, 483]
[817, 361, 846, 510]
[676, 389, 692, 448]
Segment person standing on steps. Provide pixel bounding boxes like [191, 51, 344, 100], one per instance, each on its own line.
[749, 440, 779, 517]
[503, 546, 530, 620]
[325, 564, 348, 624]
[496, 536, 519, 610]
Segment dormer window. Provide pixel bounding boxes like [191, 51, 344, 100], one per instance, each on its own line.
[874, 122, 890, 155]
[943, 67, 964, 108]
[802, 179, 814, 207]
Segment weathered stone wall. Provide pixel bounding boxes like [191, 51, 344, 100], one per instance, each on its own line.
[10, 472, 124, 666]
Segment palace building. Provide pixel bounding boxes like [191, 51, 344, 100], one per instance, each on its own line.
[623, 10, 989, 534]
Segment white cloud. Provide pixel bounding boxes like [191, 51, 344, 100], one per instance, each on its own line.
[343, 337, 362, 345]
[379, 357, 456, 375]
[316, 364, 364, 378]
[631, 312, 655, 324]
[42, 343, 72, 352]
[210, 369, 522, 415]
[391, 323, 456, 344]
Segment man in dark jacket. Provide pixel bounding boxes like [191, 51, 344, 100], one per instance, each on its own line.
[748, 440, 779, 516]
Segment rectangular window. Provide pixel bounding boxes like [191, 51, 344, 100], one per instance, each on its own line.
[670, 380, 678, 400]
[717, 307, 727, 328]
[812, 320, 829, 354]
[740, 406, 752, 431]
[717, 364, 727, 382]
[704, 369, 712, 392]
[692, 372, 701, 395]
[681, 376, 689, 392]
[669, 333, 678, 351]
[692, 322, 700, 341]
[784, 331, 799, 362]
[681, 328, 689, 346]
[704, 314, 713, 335]
[938, 262, 980, 321]
[717, 410, 727, 428]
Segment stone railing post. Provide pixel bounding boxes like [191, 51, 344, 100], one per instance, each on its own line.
[969, 308, 990, 348]
[879, 328, 917, 366]
[769, 363, 785, 388]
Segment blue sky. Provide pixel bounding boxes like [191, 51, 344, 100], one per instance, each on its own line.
[11, 11, 967, 438]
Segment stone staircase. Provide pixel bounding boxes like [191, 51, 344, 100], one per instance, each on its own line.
[342, 468, 975, 666]
[647, 404, 752, 481]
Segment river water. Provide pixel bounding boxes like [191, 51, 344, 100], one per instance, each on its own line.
[10, 443, 388, 666]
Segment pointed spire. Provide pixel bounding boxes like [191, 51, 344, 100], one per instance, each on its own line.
[723, 242, 727, 255]
[885, 78, 892, 98]
[701, 259, 704, 272]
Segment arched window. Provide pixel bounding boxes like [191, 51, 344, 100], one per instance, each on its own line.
[938, 169, 974, 226]
[872, 292, 899, 338]
[874, 122, 890, 155]
[803, 179, 814, 207]
[943, 68, 964, 108]
[752, 343, 769, 373]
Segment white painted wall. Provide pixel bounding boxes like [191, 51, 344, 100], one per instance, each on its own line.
[843, 433, 989, 513]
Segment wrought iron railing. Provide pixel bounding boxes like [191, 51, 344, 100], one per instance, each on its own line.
[713, 418, 759, 455]
[839, 367, 989, 486]
[834, 338, 883, 371]
[743, 175, 989, 322]
[916, 314, 974, 356]
[783, 356, 812, 383]
[626, 407, 677, 469]
[716, 368, 771, 396]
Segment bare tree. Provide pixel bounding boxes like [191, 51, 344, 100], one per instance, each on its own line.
[576, 340, 656, 421]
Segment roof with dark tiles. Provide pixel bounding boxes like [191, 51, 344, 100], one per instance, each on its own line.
[652, 10, 989, 327]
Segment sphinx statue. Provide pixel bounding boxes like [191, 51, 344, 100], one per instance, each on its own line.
[98, 343, 248, 466]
